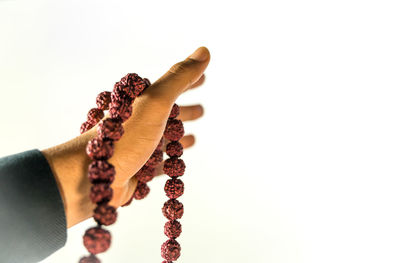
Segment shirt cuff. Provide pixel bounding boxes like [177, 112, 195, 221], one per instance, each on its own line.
[0, 149, 67, 262]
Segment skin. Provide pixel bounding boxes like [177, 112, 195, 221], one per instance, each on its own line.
[40, 46, 211, 228]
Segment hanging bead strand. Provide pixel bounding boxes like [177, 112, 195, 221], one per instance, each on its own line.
[161, 103, 185, 262]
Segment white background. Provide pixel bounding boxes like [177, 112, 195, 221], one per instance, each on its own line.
[1, 0, 400, 262]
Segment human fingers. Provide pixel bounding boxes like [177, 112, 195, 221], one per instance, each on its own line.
[178, 134, 196, 148]
[186, 74, 206, 91]
[177, 105, 204, 122]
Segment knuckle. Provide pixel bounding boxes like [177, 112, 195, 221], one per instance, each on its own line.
[168, 58, 197, 76]
[168, 61, 188, 75]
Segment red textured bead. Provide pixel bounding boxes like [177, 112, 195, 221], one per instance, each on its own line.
[109, 91, 132, 118]
[166, 141, 183, 157]
[83, 227, 111, 254]
[96, 91, 111, 111]
[80, 121, 95, 134]
[90, 183, 113, 204]
[162, 199, 184, 220]
[120, 73, 146, 97]
[88, 160, 115, 184]
[164, 178, 184, 199]
[79, 254, 100, 263]
[135, 165, 155, 183]
[163, 157, 186, 177]
[169, 103, 180, 119]
[113, 82, 135, 100]
[87, 108, 105, 125]
[162, 261, 173, 263]
[164, 119, 184, 141]
[111, 90, 131, 107]
[119, 73, 138, 86]
[133, 181, 150, 200]
[94, 204, 117, 226]
[164, 220, 182, 239]
[134, 82, 147, 96]
[109, 100, 132, 122]
[145, 149, 163, 167]
[156, 137, 164, 151]
[119, 104, 132, 122]
[161, 239, 181, 261]
[97, 118, 124, 141]
[86, 138, 114, 160]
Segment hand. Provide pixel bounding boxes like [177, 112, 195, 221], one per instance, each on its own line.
[41, 46, 211, 228]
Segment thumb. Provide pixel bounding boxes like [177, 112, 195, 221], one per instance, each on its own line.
[145, 46, 211, 104]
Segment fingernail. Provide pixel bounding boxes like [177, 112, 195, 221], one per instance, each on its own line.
[197, 105, 204, 116]
[189, 46, 209, 62]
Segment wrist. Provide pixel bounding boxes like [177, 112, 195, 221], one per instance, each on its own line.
[41, 130, 97, 228]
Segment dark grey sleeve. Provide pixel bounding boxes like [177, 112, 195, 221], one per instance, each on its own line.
[0, 149, 67, 263]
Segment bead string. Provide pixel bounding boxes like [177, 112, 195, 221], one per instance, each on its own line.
[77, 73, 185, 263]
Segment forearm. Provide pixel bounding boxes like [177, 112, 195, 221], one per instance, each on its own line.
[41, 129, 99, 228]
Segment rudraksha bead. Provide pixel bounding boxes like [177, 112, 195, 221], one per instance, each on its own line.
[81, 121, 95, 134]
[86, 138, 114, 160]
[163, 157, 186, 177]
[169, 103, 180, 119]
[162, 261, 173, 263]
[93, 204, 117, 226]
[79, 254, 100, 263]
[113, 82, 135, 100]
[96, 91, 111, 111]
[83, 227, 111, 255]
[135, 165, 155, 183]
[90, 183, 113, 204]
[133, 181, 150, 200]
[145, 149, 163, 167]
[119, 104, 132, 122]
[87, 108, 105, 125]
[111, 90, 131, 107]
[88, 160, 116, 184]
[97, 118, 124, 141]
[161, 239, 181, 261]
[109, 100, 132, 121]
[119, 73, 138, 86]
[112, 83, 132, 102]
[162, 199, 184, 220]
[166, 141, 183, 157]
[133, 80, 147, 96]
[164, 220, 182, 239]
[164, 119, 184, 141]
[164, 178, 184, 199]
[120, 73, 146, 97]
